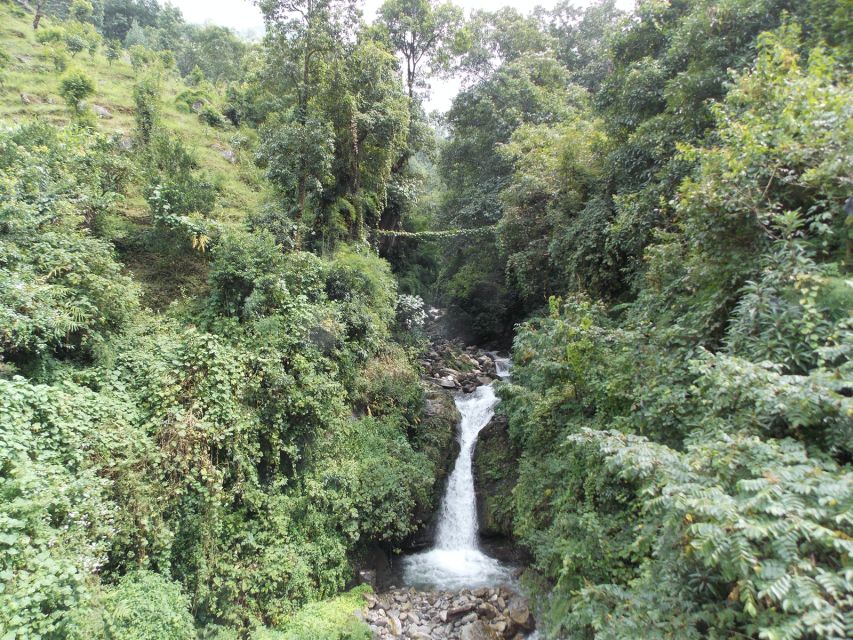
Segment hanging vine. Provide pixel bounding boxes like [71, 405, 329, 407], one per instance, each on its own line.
[370, 225, 497, 240]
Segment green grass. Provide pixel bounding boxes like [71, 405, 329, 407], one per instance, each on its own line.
[0, 2, 269, 308]
[0, 4, 264, 221]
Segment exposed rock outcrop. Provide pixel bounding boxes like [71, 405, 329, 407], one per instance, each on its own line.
[403, 385, 461, 551]
[472, 415, 519, 539]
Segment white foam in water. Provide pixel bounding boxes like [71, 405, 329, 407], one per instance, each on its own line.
[403, 357, 514, 590]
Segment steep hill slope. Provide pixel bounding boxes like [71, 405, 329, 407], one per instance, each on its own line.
[0, 1, 265, 306]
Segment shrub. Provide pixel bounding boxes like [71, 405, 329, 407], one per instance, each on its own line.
[395, 293, 426, 331]
[69, 571, 196, 640]
[59, 69, 95, 115]
[199, 104, 226, 128]
[0, 123, 139, 360]
[129, 43, 153, 69]
[105, 39, 121, 65]
[48, 44, 70, 71]
[254, 586, 372, 640]
[133, 76, 159, 144]
[246, 203, 298, 251]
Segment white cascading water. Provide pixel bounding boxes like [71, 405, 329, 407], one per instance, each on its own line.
[402, 357, 513, 590]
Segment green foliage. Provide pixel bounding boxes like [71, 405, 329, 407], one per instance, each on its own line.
[174, 86, 213, 113]
[0, 370, 167, 639]
[59, 68, 95, 114]
[124, 18, 146, 48]
[3, 2, 851, 639]
[105, 37, 121, 64]
[69, 571, 196, 640]
[255, 585, 372, 640]
[246, 204, 298, 251]
[132, 75, 160, 145]
[187, 64, 206, 87]
[637, 30, 852, 341]
[566, 430, 853, 640]
[174, 24, 247, 84]
[69, 0, 94, 24]
[199, 104, 226, 128]
[378, 0, 464, 98]
[488, 27, 851, 638]
[0, 123, 138, 362]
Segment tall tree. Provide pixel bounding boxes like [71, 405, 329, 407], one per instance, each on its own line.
[258, 0, 358, 221]
[378, 0, 463, 100]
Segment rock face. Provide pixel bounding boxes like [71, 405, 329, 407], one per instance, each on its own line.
[404, 386, 461, 551]
[472, 415, 519, 539]
[364, 587, 534, 640]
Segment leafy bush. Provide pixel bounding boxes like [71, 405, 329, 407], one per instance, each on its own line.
[59, 68, 95, 114]
[200, 105, 227, 128]
[0, 123, 139, 361]
[69, 571, 196, 640]
[496, 28, 853, 639]
[133, 76, 160, 145]
[566, 430, 853, 640]
[246, 203, 298, 251]
[174, 86, 213, 113]
[0, 375, 156, 639]
[395, 293, 426, 331]
[254, 586, 372, 640]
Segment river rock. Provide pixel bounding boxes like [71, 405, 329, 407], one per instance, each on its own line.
[366, 587, 534, 639]
[507, 595, 533, 630]
[460, 620, 501, 640]
[447, 603, 476, 618]
[438, 376, 458, 389]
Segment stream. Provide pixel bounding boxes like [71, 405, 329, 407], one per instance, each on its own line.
[401, 357, 515, 591]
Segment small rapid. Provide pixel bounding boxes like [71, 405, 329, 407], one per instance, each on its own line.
[402, 357, 513, 590]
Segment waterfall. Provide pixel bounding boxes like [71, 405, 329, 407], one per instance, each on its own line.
[402, 357, 512, 590]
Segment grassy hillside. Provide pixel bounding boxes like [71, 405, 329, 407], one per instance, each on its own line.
[0, 0, 266, 307]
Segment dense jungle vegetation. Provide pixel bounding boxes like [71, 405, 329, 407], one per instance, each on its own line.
[0, 0, 850, 639]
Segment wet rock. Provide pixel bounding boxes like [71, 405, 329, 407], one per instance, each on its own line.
[359, 569, 377, 589]
[461, 612, 478, 625]
[473, 414, 519, 540]
[460, 620, 501, 640]
[507, 595, 533, 630]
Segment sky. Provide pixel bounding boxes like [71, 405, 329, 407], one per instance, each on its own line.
[168, 0, 635, 111]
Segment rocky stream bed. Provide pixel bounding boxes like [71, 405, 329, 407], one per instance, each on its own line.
[361, 586, 534, 640]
